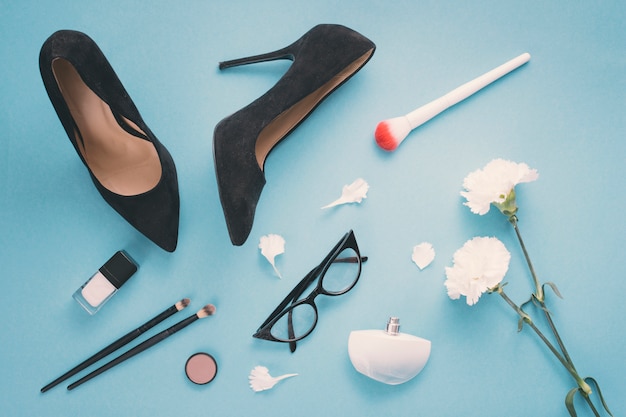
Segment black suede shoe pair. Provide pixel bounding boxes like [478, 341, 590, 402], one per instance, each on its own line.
[39, 25, 375, 250]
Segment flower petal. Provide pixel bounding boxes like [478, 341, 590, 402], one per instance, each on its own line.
[259, 234, 285, 278]
[248, 366, 298, 392]
[321, 178, 369, 209]
[412, 242, 435, 270]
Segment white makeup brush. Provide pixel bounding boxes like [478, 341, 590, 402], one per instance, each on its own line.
[375, 52, 531, 151]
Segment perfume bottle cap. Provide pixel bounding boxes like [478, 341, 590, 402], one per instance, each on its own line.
[386, 317, 400, 335]
[99, 251, 138, 289]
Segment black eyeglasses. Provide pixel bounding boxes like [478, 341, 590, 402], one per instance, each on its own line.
[253, 230, 366, 352]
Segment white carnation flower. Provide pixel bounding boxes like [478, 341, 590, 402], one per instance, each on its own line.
[461, 159, 538, 216]
[444, 236, 511, 306]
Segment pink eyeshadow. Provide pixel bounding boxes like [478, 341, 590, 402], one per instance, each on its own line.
[185, 353, 218, 385]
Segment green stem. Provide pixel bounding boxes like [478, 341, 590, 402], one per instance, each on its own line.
[542, 303, 576, 371]
[586, 396, 602, 417]
[504, 215, 612, 415]
[508, 215, 543, 301]
[495, 287, 592, 396]
[508, 216, 577, 370]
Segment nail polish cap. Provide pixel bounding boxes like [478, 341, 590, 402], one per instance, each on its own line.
[99, 251, 138, 289]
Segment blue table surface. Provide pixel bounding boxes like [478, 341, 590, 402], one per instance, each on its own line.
[1, 1, 624, 416]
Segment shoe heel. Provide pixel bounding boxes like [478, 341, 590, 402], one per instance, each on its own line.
[219, 45, 294, 69]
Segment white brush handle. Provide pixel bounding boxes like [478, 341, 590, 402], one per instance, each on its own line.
[405, 52, 531, 129]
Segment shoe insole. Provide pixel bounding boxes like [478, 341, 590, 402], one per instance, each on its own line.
[52, 58, 161, 196]
[255, 49, 374, 169]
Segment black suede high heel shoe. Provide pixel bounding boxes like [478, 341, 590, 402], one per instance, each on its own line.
[214, 24, 375, 246]
[39, 30, 180, 252]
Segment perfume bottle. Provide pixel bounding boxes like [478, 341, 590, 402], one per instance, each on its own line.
[73, 251, 138, 315]
[348, 317, 431, 385]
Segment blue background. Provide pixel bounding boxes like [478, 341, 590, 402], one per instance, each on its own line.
[1, 1, 624, 416]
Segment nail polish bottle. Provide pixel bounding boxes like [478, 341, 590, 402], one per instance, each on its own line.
[73, 251, 138, 315]
[348, 317, 431, 385]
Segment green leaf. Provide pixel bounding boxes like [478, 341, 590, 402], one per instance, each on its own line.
[520, 295, 533, 311]
[544, 282, 563, 299]
[565, 387, 579, 417]
[523, 293, 552, 314]
[533, 296, 552, 314]
[585, 377, 614, 416]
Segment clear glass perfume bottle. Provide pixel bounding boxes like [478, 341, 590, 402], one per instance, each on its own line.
[348, 317, 431, 385]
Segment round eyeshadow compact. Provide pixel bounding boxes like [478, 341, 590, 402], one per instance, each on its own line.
[185, 352, 218, 385]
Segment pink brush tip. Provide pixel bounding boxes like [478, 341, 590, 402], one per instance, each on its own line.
[374, 121, 399, 151]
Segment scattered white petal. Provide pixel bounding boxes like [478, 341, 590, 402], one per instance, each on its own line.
[460, 159, 538, 215]
[248, 366, 298, 392]
[412, 242, 435, 270]
[444, 237, 511, 306]
[321, 178, 369, 209]
[259, 234, 285, 278]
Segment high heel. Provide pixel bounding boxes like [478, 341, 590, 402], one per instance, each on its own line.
[39, 30, 180, 252]
[213, 24, 376, 246]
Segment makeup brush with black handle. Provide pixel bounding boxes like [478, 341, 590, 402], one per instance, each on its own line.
[41, 298, 190, 393]
[67, 303, 216, 390]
